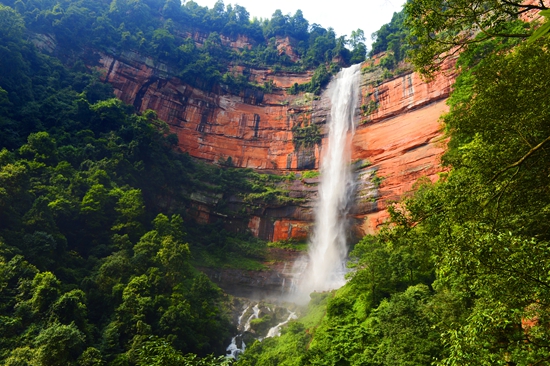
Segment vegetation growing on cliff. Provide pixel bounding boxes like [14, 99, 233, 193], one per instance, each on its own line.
[1, 0, 366, 94]
[370, 9, 410, 70]
[287, 64, 334, 95]
[241, 171, 305, 207]
[292, 122, 322, 149]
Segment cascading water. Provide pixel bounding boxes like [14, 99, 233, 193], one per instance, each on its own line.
[265, 310, 298, 338]
[226, 301, 300, 359]
[226, 303, 261, 359]
[294, 64, 361, 301]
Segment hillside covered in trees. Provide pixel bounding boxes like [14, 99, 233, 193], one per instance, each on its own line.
[1, 0, 550, 365]
[1, 0, 367, 94]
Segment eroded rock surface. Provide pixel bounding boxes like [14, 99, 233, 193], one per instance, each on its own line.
[96, 51, 456, 240]
[352, 57, 456, 233]
[99, 52, 317, 171]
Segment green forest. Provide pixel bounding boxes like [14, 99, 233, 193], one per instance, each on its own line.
[1, 0, 550, 365]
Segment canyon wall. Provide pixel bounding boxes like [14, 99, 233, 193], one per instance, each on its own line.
[99, 51, 321, 170]
[353, 58, 456, 233]
[95, 51, 456, 240]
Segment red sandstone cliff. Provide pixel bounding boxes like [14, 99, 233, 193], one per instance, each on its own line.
[99, 51, 318, 170]
[353, 57, 456, 233]
[95, 50, 456, 241]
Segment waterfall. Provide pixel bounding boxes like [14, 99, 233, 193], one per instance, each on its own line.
[295, 64, 361, 301]
[226, 305, 250, 359]
[226, 301, 300, 359]
[243, 304, 260, 332]
[226, 65, 361, 357]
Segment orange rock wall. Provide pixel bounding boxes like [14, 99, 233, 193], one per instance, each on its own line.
[353, 99, 450, 233]
[272, 219, 310, 242]
[97, 51, 456, 240]
[99, 52, 318, 170]
[361, 60, 455, 124]
[352, 57, 457, 234]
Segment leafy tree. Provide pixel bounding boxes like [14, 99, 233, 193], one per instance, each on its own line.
[19, 131, 58, 164]
[26, 271, 61, 314]
[381, 35, 550, 364]
[264, 9, 289, 38]
[404, 0, 547, 77]
[151, 27, 176, 57]
[52, 289, 89, 329]
[33, 322, 86, 366]
[289, 10, 309, 41]
[0, 4, 24, 41]
[374, 285, 442, 365]
[349, 28, 367, 63]
[111, 188, 146, 240]
[528, 9, 550, 43]
[78, 347, 105, 365]
[370, 10, 409, 69]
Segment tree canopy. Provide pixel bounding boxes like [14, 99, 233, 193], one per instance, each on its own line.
[404, 0, 550, 76]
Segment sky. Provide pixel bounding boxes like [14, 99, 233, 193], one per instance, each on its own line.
[189, 0, 407, 49]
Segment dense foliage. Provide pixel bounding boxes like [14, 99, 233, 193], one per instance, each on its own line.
[0, 0, 366, 94]
[369, 10, 410, 69]
[404, 0, 548, 77]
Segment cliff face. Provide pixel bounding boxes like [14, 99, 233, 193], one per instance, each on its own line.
[353, 57, 456, 233]
[96, 51, 456, 240]
[100, 51, 319, 171]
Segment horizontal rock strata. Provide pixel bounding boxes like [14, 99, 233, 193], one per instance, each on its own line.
[96, 51, 456, 240]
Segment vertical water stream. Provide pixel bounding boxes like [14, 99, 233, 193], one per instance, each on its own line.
[295, 64, 361, 300]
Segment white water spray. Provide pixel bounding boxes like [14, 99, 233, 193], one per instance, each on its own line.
[295, 64, 361, 300]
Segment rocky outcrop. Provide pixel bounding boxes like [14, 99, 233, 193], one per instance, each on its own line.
[201, 248, 303, 298]
[247, 177, 319, 242]
[95, 50, 456, 241]
[353, 99, 451, 233]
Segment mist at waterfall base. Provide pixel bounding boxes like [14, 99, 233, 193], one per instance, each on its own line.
[290, 64, 361, 304]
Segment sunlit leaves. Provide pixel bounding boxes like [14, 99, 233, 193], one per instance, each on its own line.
[528, 9, 550, 44]
[0, 4, 24, 41]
